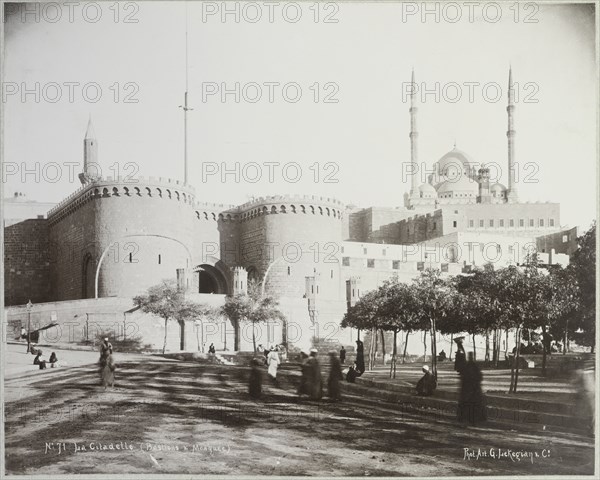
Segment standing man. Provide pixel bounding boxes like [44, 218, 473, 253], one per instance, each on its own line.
[267, 346, 281, 386]
[454, 337, 466, 373]
[339, 345, 346, 364]
[355, 339, 365, 374]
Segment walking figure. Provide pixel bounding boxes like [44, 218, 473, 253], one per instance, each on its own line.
[327, 351, 343, 401]
[249, 358, 263, 399]
[306, 349, 323, 400]
[267, 346, 280, 386]
[339, 346, 346, 364]
[457, 352, 487, 424]
[99, 337, 115, 389]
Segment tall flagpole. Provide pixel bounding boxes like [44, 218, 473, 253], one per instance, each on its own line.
[180, 2, 192, 185]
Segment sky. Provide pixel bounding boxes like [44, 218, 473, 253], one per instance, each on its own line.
[2, 1, 597, 231]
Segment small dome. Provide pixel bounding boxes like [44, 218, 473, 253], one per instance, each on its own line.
[490, 182, 507, 198]
[436, 174, 479, 195]
[418, 183, 437, 199]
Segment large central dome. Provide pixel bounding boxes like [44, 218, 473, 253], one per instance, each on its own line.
[434, 146, 476, 177]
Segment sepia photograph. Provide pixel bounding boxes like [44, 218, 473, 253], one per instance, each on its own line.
[1, 1, 598, 477]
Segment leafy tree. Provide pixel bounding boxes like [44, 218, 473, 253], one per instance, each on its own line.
[341, 288, 387, 371]
[133, 280, 215, 354]
[220, 279, 285, 352]
[570, 223, 596, 352]
[411, 269, 454, 378]
[377, 279, 423, 378]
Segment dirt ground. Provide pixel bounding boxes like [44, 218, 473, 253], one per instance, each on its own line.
[4, 346, 595, 476]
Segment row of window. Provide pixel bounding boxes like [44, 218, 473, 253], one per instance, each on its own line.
[469, 218, 555, 228]
[343, 257, 450, 271]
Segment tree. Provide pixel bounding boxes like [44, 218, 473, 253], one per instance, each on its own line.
[133, 280, 215, 354]
[570, 223, 596, 352]
[220, 279, 285, 352]
[377, 279, 422, 378]
[341, 288, 387, 371]
[411, 269, 454, 379]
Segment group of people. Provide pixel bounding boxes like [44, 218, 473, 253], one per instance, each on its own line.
[298, 349, 344, 401]
[99, 337, 116, 389]
[248, 346, 345, 402]
[31, 348, 58, 369]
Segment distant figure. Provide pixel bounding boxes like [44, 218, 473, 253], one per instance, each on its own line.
[100, 338, 113, 357]
[454, 337, 466, 373]
[355, 339, 365, 374]
[33, 351, 42, 365]
[248, 358, 263, 399]
[267, 346, 281, 385]
[346, 363, 358, 383]
[306, 349, 323, 400]
[208, 343, 216, 354]
[38, 359, 47, 370]
[278, 344, 288, 363]
[416, 365, 437, 396]
[438, 350, 447, 362]
[328, 351, 343, 401]
[457, 352, 486, 424]
[49, 352, 58, 368]
[99, 338, 115, 389]
[20, 327, 27, 340]
[298, 350, 310, 397]
[339, 346, 346, 364]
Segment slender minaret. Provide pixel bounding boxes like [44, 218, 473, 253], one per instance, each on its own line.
[79, 117, 98, 185]
[506, 66, 518, 202]
[409, 68, 419, 199]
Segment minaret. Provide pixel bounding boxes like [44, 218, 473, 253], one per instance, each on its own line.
[506, 66, 518, 202]
[79, 117, 98, 185]
[409, 69, 419, 200]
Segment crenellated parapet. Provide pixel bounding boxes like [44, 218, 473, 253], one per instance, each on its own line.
[46, 176, 235, 225]
[218, 194, 345, 223]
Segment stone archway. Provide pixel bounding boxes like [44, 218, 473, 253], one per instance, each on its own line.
[194, 264, 228, 294]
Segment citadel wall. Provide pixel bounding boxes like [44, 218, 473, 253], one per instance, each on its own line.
[47, 176, 225, 300]
[218, 195, 344, 299]
[4, 219, 52, 306]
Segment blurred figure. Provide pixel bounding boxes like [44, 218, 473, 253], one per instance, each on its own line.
[327, 351, 343, 401]
[99, 338, 115, 389]
[339, 346, 346, 364]
[438, 350, 447, 362]
[49, 352, 58, 368]
[454, 337, 466, 373]
[208, 343, 216, 354]
[416, 365, 437, 396]
[33, 351, 43, 365]
[457, 352, 486, 424]
[355, 339, 365, 374]
[298, 350, 310, 397]
[346, 363, 358, 383]
[306, 349, 323, 400]
[249, 358, 263, 399]
[267, 346, 280, 386]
